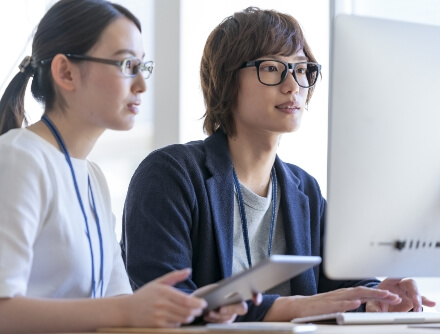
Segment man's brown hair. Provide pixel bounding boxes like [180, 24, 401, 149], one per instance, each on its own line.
[200, 7, 318, 136]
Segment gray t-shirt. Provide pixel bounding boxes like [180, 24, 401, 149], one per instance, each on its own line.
[232, 177, 291, 296]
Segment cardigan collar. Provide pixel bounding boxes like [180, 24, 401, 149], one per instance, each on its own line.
[203, 128, 302, 188]
[202, 129, 311, 281]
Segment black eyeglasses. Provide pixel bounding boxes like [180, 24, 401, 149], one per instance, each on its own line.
[239, 59, 321, 88]
[41, 54, 154, 79]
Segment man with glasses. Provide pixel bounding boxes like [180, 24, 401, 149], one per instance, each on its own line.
[121, 7, 429, 323]
[238, 59, 320, 88]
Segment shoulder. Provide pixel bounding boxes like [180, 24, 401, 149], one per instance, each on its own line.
[0, 129, 53, 171]
[136, 130, 229, 175]
[152, 139, 205, 161]
[126, 139, 213, 203]
[136, 139, 207, 174]
[0, 128, 39, 153]
[0, 130, 54, 224]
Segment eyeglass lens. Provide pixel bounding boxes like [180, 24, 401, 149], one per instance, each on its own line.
[257, 61, 319, 87]
[121, 58, 153, 79]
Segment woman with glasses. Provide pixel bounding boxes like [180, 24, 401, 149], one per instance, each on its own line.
[0, 0, 207, 332]
[122, 7, 435, 322]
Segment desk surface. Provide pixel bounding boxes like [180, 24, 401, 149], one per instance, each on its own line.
[58, 323, 440, 334]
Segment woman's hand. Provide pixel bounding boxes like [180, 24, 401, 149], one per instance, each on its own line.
[264, 286, 402, 321]
[366, 278, 436, 312]
[125, 269, 207, 328]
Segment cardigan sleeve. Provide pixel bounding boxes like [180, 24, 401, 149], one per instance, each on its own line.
[121, 148, 199, 292]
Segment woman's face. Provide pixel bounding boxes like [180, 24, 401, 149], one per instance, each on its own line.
[234, 50, 309, 139]
[74, 16, 147, 131]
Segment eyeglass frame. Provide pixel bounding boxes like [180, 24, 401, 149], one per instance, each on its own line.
[239, 59, 321, 88]
[40, 54, 154, 79]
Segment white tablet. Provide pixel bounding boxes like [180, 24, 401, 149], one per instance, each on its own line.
[193, 255, 321, 310]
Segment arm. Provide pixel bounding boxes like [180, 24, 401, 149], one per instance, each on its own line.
[0, 295, 127, 333]
[121, 149, 199, 292]
[235, 295, 279, 322]
[263, 286, 402, 321]
[0, 269, 206, 333]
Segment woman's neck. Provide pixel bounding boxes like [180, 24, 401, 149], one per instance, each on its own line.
[28, 112, 103, 159]
[228, 131, 280, 197]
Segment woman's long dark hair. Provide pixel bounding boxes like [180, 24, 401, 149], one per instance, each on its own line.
[0, 0, 141, 135]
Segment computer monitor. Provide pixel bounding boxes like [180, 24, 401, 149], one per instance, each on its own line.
[324, 14, 440, 279]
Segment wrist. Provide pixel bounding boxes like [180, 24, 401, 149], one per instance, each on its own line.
[263, 296, 292, 321]
[263, 295, 309, 321]
[108, 295, 132, 327]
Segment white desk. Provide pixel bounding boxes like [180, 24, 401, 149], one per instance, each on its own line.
[79, 324, 440, 334]
[314, 324, 440, 333]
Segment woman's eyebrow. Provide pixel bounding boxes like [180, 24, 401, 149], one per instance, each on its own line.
[112, 49, 137, 57]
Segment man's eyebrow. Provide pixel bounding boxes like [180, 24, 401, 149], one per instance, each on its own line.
[269, 55, 309, 62]
[294, 56, 309, 62]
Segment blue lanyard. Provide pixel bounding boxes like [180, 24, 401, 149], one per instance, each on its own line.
[41, 115, 104, 298]
[232, 166, 277, 268]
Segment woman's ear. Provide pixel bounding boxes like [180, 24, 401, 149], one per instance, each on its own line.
[50, 54, 77, 92]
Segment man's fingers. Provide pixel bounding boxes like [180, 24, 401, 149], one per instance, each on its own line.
[203, 301, 248, 323]
[345, 287, 401, 304]
[252, 292, 263, 306]
[218, 301, 248, 316]
[421, 296, 437, 308]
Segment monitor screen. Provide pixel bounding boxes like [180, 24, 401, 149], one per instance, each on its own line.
[324, 14, 440, 279]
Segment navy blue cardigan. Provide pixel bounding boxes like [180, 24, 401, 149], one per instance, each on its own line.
[121, 129, 379, 321]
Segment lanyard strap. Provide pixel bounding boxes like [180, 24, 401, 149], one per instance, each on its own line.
[232, 166, 277, 268]
[41, 115, 104, 298]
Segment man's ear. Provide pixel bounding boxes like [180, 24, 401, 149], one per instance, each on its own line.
[50, 54, 77, 92]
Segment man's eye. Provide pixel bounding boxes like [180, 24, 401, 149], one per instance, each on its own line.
[296, 66, 307, 75]
[261, 65, 278, 72]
